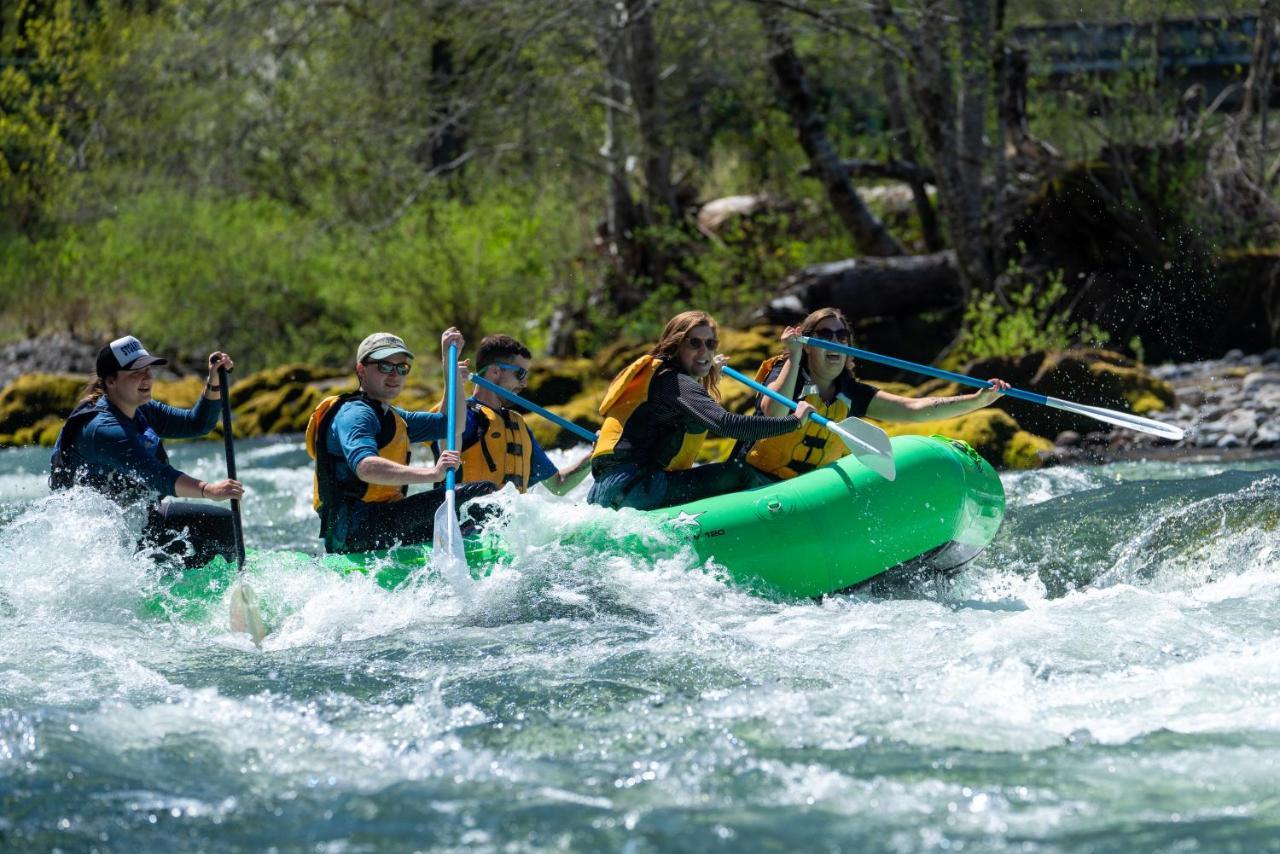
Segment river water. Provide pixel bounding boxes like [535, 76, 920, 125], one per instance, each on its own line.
[1, 438, 1278, 851]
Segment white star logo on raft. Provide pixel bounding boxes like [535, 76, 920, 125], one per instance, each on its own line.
[672, 511, 706, 528]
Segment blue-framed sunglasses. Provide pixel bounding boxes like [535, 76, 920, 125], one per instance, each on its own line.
[480, 361, 529, 382]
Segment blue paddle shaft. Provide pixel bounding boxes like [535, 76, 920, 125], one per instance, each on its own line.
[469, 373, 598, 443]
[719, 365, 831, 426]
[797, 337, 1049, 406]
[445, 344, 458, 492]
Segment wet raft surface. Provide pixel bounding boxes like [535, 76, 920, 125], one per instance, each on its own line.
[2, 439, 1279, 850]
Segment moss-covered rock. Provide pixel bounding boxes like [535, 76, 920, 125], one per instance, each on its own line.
[1, 337, 1152, 464]
[916, 348, 1174, 440]
[152, 376, 206, 409]
[524, 358, 595, 407]
[594, 339, 649, 380]
[882, 408, 1052, 470]
[235, 384, 330, 437]
[9, 415, 65, 447]
[866, 379, 918, 398]
[721, 326, 782, 368]
[0, 373, 85, 446]
[228, 363, 348, 401]
[529, 391, 606, 450]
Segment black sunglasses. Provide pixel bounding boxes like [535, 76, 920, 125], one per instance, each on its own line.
[367, 360, 411, 376]
[810, 328, 851, 343]
[685, 336, 718, 351]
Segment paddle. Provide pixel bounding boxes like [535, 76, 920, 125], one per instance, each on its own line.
[720, 364, 896, 481]
[431, 343, 469, 590]
[797, 336, 1186, 441]
[468, 372, 598, 443]
[218, 365, 267, 646]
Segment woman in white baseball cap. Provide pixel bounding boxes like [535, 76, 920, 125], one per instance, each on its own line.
[49, 335, 247, 568]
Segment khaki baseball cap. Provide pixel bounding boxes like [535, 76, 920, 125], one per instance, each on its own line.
[356, 332, 414, 363]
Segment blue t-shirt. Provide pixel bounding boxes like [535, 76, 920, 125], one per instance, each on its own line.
[326, 398, 449, 492]
[459, 398, 558, 487]
[69, 396, 220, 498]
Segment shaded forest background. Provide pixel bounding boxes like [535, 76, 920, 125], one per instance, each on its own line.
[3, 0, 1278, 378]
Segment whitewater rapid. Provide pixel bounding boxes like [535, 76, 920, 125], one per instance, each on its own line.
[2, 439, 1278, 850]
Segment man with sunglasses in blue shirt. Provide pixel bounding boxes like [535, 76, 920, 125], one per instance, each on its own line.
[445, 334, 592, 496]
[305, 329, 498, 554]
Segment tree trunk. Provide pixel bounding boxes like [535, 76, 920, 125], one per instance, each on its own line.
[874, 0, 942, 251]
[625, 0, 676, 222]
[958, 0, 994, 281]
[428, 38, 467, 171]
[598, 9, 645, 314]
[1240, 0, 1278, 184]
[759, 6, 903, 257]
[624, 0, 678, 294]
[757, 251, 962, 324]
[907, 0, 993, 295]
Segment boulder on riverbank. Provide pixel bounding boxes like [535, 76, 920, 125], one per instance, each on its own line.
[882, 409, 1055, 469]
[0, 373, 85, 446]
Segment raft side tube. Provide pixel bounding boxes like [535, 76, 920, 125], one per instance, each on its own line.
[651, 434, 1005, 598]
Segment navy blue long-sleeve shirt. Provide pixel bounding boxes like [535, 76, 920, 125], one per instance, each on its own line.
[70, 396, 221, 498]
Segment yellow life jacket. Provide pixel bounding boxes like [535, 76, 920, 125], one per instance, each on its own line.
[744, 355, 852, 479]
[592, 355, 704, 471]
[305, 392, 410, 513]
[458, 399, 535, 492]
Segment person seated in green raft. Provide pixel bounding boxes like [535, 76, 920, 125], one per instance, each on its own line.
[438, 333, 592, 496]
[587, 310, 816, 511]
[305, 328, 499, 554]
[741, 307, 1010, 481]
[48, 336, 245, 567]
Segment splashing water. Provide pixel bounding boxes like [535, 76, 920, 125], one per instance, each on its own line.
[1, 438, 1278, 850]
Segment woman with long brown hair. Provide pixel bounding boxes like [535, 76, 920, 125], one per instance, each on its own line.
[742, 307, 1009, 481]
[588, 311, 815, 510]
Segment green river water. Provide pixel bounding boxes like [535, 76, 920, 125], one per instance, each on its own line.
[1, 438, 1278, 852]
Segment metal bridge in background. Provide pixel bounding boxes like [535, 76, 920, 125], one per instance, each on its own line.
[1011, 13, 1276, 96]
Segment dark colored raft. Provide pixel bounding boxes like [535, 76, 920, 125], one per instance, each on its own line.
[149, 434, 1005, 617]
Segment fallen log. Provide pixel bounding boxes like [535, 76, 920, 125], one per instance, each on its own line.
[756, 250, 963, 324]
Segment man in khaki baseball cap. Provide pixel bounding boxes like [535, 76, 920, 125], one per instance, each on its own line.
[304, 328, 498, 554]
[355, 332, 414, 364]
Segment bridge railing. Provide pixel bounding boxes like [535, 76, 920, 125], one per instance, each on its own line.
[1011, 14, 1273, 77]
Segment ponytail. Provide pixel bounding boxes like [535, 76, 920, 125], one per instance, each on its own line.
[78, 377, 107, 405]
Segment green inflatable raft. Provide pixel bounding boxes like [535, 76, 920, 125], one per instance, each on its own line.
[153, 434, 1004, 614]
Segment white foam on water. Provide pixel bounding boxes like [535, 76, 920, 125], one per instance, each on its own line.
[0, 488, 152, 617]
[1101, 475, 1280, 592]
[3, 439, 1279, 848]
[1001, 465, 1107, 506]
[74, 679, 495, 791]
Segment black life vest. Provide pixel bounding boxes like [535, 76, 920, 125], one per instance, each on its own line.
[49, 398, 170, 503]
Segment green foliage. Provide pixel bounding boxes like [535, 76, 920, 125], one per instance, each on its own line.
[0, 0, 107, 231]
[0, 182, 599, 369]
[0, 0, 1270, 376]
[954, 268, 1111, 363]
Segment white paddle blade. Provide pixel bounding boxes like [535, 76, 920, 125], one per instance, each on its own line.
[831, 418, 896, 481]
[229, 582, 268, 647]
[1046, 397, 1185, 441]
[432, 492, 470, 593]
